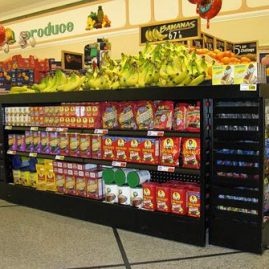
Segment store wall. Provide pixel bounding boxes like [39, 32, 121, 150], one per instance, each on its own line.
[1, 0, 269, 60]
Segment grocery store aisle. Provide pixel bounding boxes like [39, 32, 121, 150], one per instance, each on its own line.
[0, 199, 268, 269]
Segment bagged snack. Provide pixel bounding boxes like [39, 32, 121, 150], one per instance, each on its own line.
[128, 138, 142, 163]
[102, 102, 118, 129]
[173, 103, 187, 131]
[186, 103, 200, 132]
[115, 137, 129, 161]
[187, 186, 200, 218]
[79, 134, 91, 158]
[102, 136, 116, 160]
[143, 182, 157, 211]
[135, 101, 154, 130]
[45, 164, 56, 192]
[156, 184, 171, 213]
[141, 138, 159, 165]
[160, 137, 181, 166]
[154, 101, 174, 130]
[170, 185, 187, 215]
[118, 102, 137, 129]
[36, 164, 46, 190]
[182, 138, 200, 169]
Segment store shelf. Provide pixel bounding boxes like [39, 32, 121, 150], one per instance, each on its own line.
[7, 151, 200, 175]
[4, 126, 200, 138]
[0, 182, 205, 246]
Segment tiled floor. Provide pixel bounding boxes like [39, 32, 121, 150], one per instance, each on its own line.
[0, 199, 268, 269]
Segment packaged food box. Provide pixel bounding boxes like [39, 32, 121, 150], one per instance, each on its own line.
[40, 131, 49, 154]
[102, 102, 118, 129]
[234, 63, 258, 85]
[135, 101, 154, 130]
[17, 135, 26, 152]
[64, 169, 76, 195]
[170, 185, 187, 215]
[36, 164, 46, 191]
[130, 187, 143, 208]
[143, 182, 157, 211]
[79, 134, 91, 158]
[91, 135, 102, 159]
[55, 170, 65, 193]
[187, 186, 201, 218]
[59, 116, 65, 127]
[118, 102, 137, 129]
[156, 184, 171, 213]
[115, 137, 129, 161]
[59, 133, 69, 156]
[86, 177, 104, 200]
[76, 117, 83, 128]
[45, 164, 56, 192]
[29, 172, 38, 188]
[102, 136, 116, 160]
[118, 185, 131, 205]
[33, 131, 41, 153]
[141, 138, 159, 165]
[153, 101, 174, 130]
[160, 137, 181, 167]
[49, 132, 60, 155]
[128, 137, 142, 163]
[182, 138, 201, 169]
[105, 184, 118, 203]
[8, 134, 17, 151]
[69, 133, 80, 157]
[89, 170, 103, 178]
[212, 65, 234, 85]
[13, 170, 21, 184]
[75, 170, 87, 197]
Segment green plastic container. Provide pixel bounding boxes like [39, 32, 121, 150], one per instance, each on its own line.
[127, 170, 151, 188]
[102, 168, 117, 184]
[115, 168, 136, 186]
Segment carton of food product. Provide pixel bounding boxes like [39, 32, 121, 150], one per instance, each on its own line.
[12, 170, 21, 184]
[156, 184, 171, 213]
[49, 132, 60, 155]
[40, 131, 49, 154]
[141, 138, 159, 165]
[17, 135, 26, 152]
[130, 187, 143, 208]
[36, 164, 46, 191]
[75, 170, 87, 197]
[115, 137, 129, 161]
[86, 177, 104, 200]
[8, 134, 17, 151]
[102, 136, 116, 160]
[69, 133, 80, 157]
[160, 137, 181, 167]
[33, 131, 41, 153]
[45, 164, 56, 192]
[170, 186, 187, 215]
[79, 134, 91, 158]
[29, 172, 38, 188]
[64, 169, 76, 195]
[212, 65, 234, 85]
[55, 169, 65, 193]
[143, 182, 157, 211]
[91, 135, 102, 159]
[234, 63, 258, 85]
[59, 133, 69, 156]
[128, 138, 142, 163]
[105, 184, 118, 203]
[187, 186, 200, 218]
[118, 185, 131, 205]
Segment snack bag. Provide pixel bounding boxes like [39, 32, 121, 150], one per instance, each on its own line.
[182, 138, 200, 169]
[156, 184, 171, 213]
[187, 186, 200, 218]
[115, 137, 129, 161]
[102, 102, 118, 129]
[79, 134, 91, 158]
[141, 138, 159, 165]
[102, 136, 116, 160]
[186, 103, 200, 132]
[135, 101, 155, 130]
[143, 182, 157, 211]
[154, 101, 174, 130]
[173, 103, 187, 131]
[170, 185, 187, 215]
[118, 102, 137, 129]
[160, 137, 181, 166]
[128, 138, 142, 163]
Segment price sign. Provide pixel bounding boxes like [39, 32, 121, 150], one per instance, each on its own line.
[215, 38, 225, 52]
[5, 126, 12, 130]
[240, 84, 257, 92]
[203, 33, 215, 51]
[233, 41, 258, 61]
[56, 128, 68, 132]
[157, 165, 175, 173]
[55, 155, 65, 160]
[94, 129, 108, 135]
[147, 131, 164, 137]
[140, 17, 200, 44]
[112, 161, 127, 168]
[30, 127, 39, 131]
[7, 150, 16, 155]
[29, 152, 37, 157]
[46, 127, 55, 132]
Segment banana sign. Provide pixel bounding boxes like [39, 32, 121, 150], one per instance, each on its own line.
[140, 17, 201, 45]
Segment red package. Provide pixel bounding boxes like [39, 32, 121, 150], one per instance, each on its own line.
[173, 103, 187, 131]
[135, 101, 155, 130]
[160, 137, 181, 166]
[187, 186, 200, 218]
[143, 182, 157, 211]
[102, 102, 119, 129]
[118, 102, 137, 129]
[102, 136, 116, 160]
[153, 101, 174, 130]
[128, 137, 142, 163]
[69, 133, 80, 157]
[75, 170, 87, 197]
[170, 186, 187, 215]
[141, 138, 159, 165]
[79, 134, 91, 158]
[115, 137, 129, 161]
[156, 184, 171, 213]
[182, 138, 200, 169]
[186, 103, 200, 132]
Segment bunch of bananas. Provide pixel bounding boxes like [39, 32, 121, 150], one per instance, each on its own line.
[145, 28, 167, 42]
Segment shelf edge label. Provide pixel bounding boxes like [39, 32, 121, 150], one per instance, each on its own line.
[7, 150, 16, 155]
[94, 129, 108, 134]
[5, 126, 13, 130]
[55, 155, 65, 160]
[157, 165, 175, 173]
[147, 131, 164, 137]
[112, 161, 127, 168]
[29, 152, 37, 157]
[30, 127, 39, 131]
[240, 84, 257, 92]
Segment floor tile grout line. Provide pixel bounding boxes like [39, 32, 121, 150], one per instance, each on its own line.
[67, 263, 125, 269]
[113, 228, 132, 269]
[129, 250, 243, 266]
[0, 205, 20, 208]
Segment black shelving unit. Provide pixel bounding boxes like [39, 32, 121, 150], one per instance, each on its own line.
[0, 86, 209, 247]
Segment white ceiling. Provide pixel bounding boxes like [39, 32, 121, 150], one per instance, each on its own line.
[0, 0, 86, 22]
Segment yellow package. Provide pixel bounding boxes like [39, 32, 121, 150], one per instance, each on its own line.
[13, 170, 21, 184]
[45, 165, 56, 192]
[21, 171, 30, 186]
[44, 159, 53, 166]
[212, 65, 234, 85]
[36, 164, 46, 191]
[29, 172, 38, 188]
[234, 63, 258, 85]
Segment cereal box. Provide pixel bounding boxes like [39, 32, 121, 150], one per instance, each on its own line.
[156, 184, 171, 213]
[102, 136, 116, 160]
[91, 135, 102, 159]
[79, 134, 91, 158]
[115, 137, 129, 161]
[143, 182, 157, 211]
[160, 137, 181, 167]
[86, 177, 104, 200]
[33, 131, 41, 153]
[25, 131, 34, 152]
[141, 138, 159, 165]
[170, 185, 187, 215]
[55, 170, 65, 193]
[49, 132, 60, 155]
[75, 170, 87, 197]
[128, 138, 142, 163]
[212, 65, 234, 85]
[69, 133, 80, 157]
[64, 169, 76, 195]
[187, 186, 200, 218]
[17, 135, 26, 152]
[8, 134, 17, 151]
[40, 132, 49, 154]
[59, 133, 69, 156]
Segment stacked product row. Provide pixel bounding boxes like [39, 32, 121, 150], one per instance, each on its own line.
[11, 156, 200, 218]
[5, 101, 200, 131]
[8, 132, 200, 168]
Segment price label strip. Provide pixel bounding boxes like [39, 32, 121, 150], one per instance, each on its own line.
[157, 165, 175, 173]
[56, 128, 68, 132]
[112, 161, 127, 168]
[30, 127, 39, 131]
[29, 152, 37, 157]
[94, 129, 108, 135]
[46, 127, 55, 132]
[240, 84, 257, 92]
[7, 150, 16, 155]
[147, 131, 164, 137]
[55, 155, 65, 160]
[5, 126, 13, 130]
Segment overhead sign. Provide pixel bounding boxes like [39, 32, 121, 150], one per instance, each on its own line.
[140, 17, 201, 44]
[233, 41, 258, 61]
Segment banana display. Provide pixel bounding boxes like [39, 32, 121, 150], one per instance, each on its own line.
[84, 42, 210, 90]
[145, 28, 167, 42]
[9, 42, 210, 94]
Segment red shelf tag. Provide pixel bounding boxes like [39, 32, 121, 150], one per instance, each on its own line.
[112, 161, 127, 168]
[147, 131, 164, 137]
[157, 165, 175, 173]
[94, 129, 108, 135]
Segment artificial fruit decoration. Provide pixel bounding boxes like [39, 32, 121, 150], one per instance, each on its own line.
[0, 25, 6, 45]
[5, 28, 16, 44]
[3, 43, 9, 54]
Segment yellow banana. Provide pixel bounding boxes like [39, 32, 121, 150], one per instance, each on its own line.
[188, 74, 206, 86]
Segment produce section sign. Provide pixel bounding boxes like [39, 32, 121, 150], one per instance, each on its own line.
[215, 38, 225, 52]
[233, 41, 258, 61]
[203, 33, 215, 51]
[140, 17, 201, 44]
[62, 51, 84, 71]
[225, 41, 234, 52]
